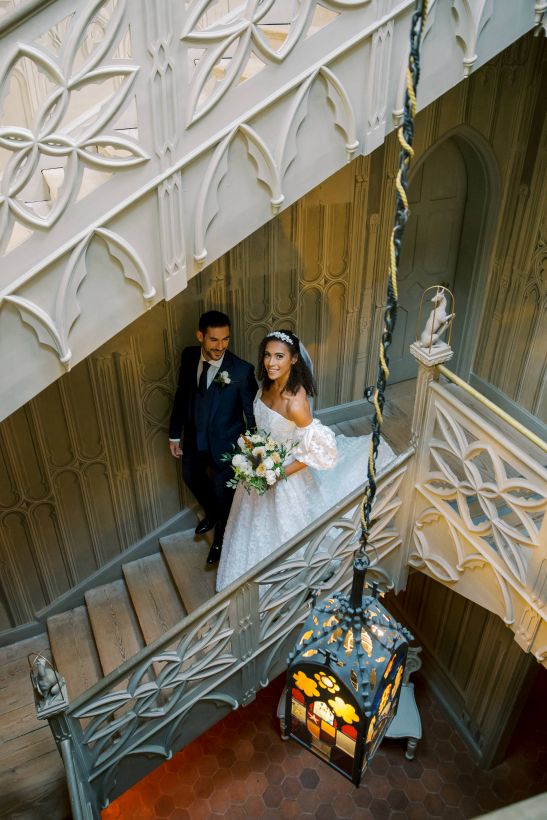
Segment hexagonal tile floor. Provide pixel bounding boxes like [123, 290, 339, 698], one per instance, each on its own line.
[102, 669, 547, 819]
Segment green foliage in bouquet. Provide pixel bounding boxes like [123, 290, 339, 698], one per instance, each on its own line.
[222, 429, 295, 495]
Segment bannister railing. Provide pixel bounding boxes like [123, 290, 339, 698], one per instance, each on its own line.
[438, 366, 547, 453]
[410, 374, 547, 664]
[47, 451, 411, 811]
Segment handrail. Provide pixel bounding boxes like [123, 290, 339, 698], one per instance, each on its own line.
[437, 365, 547, 453]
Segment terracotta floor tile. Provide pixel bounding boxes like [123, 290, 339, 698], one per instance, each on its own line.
[387, 765, 407, 789]
[387, 789, 410, 811]
[282, 776, 300, 799]
[315, 802, 336, 820]
[366, 772, 392, 800]
[406, 801, 430, 820]
[403, 778, 427, 803]
[227, 779, 248, 805]
[279, 799, 302, 818]
[299, 767, 320, 789]
[234, 739, 255, 762]
[253, 732, 273, 752]
[224, 808, 247, 820]
[297, 787, 321, 813]
[329, 792, 354, 817]
[217, 748, 237, 768]
[154, 795, 174, 817]
[442, 807, 466, 820]
[460, 795, 482, 817]
[246, 751, 268, 774]
[242, 794, 264, 816]
[102, 670, 546, 820]
[402, 757, 424, 779]
[245, 771, 268, 795]
[169, 810, 190, 820]
[420, 768, 443, 793]
[263, 784, 284, 808]
[440, 781, 463, 806]
[424, 791, 445, 816]
[369, 797, 390, 819]
[352, 785, 373, 808]
[258, 810, 280, 820]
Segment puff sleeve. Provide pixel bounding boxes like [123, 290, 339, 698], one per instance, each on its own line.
[292, 419, 337, 470]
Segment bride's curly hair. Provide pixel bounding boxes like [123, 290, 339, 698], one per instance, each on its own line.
[257, 330, 317, 397]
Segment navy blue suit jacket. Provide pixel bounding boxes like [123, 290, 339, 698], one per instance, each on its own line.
[169, 347, 257, 465]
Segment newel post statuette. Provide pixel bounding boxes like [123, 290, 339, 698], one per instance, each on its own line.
[409, 285, 456, 449]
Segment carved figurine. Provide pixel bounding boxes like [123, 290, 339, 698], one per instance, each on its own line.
[31, 655, 65, 705]
[419, 288, 455, 348]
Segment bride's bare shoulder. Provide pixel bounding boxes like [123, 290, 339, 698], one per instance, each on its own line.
[286, 387, 312, 426]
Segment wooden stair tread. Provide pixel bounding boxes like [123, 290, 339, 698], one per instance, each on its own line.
[47, 606, 102, 701]
[123, 554, 186, 645]
[85, 580, 144, 676]
[161, 530, 217, 614]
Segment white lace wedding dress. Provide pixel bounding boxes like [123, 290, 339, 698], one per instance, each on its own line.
[215, 393, 395, 592]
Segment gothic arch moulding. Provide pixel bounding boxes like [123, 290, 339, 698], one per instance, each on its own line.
[394, 124, 501, 381]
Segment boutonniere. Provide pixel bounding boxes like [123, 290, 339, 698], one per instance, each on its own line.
[214, 370, 231, 388]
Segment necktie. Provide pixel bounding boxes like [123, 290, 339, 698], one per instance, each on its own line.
[198, 361, 210, 396]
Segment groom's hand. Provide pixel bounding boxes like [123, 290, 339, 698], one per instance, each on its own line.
[169, 440, 182, 458]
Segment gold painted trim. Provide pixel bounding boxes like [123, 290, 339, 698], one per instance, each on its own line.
[437, 366, 547, 453]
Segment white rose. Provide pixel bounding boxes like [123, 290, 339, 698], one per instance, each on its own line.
[221, 370, 231, 383]
[263, 457, 274, 470]
[252, 446, 267, 458]
[265, 470, 277, 485]
[232, 454, 247, 469]
[256, 463, 267, 477]
[237, 436, 246, 449]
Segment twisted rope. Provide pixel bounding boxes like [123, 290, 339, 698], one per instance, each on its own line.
[359, 0, 428, 551]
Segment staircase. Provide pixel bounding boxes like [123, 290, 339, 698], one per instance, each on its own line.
[1, 0, 545, 816]
[38, 453, 411, 817]
[47, 530, 216, 702]
[14, 356, 545, 818]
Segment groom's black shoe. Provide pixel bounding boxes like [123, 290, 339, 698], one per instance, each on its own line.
[195, 517, 215, 535]
[206, 541, 222, 565]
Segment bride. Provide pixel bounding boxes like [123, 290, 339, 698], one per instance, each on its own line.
[215, 330, 394, 592]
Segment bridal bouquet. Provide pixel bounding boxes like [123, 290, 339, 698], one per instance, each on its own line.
[223, 430, 292, 495]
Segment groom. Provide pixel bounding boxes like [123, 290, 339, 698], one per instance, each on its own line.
[169, 311, 257, 564]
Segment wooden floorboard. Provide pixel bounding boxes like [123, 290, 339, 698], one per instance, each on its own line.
[0, 635, 68, 820]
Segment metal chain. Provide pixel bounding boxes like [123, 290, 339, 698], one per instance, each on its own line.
[359, 0, 429, 551]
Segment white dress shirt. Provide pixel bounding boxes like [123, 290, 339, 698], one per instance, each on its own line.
[197, 351, 226, 388]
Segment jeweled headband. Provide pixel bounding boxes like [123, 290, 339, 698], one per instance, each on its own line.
[266, 331, 294, 345]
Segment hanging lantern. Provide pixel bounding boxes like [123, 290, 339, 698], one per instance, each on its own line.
[285, 556, 413, 785]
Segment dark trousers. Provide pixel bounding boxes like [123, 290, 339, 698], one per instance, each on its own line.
[182, 450, 235, 540]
